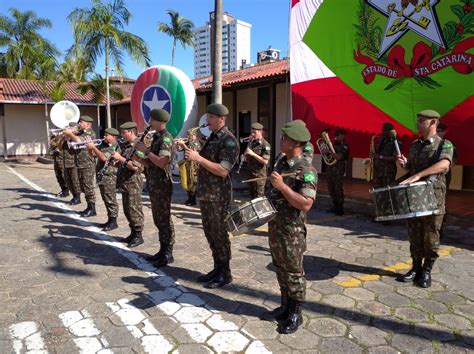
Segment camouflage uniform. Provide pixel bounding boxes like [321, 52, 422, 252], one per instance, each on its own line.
[96, 142, 120, 218]
[145, 129, 175, 246]
[405, 135, 454, 261]
[74, 128, 96, 203]
[302, 141, 314, 164]
[185, 139, 201, 195]
[246, 138, 271, 198]
[268, 155, 317, 302]
[62, 140, 81, 198]
[118, 138, 144, 233]
[51, 140, 68, 193]
[326, 140, 349, 209]
[197, 126, 239, 265]
[373, 137, 400, 188]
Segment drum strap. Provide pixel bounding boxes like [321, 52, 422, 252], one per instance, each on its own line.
[432, 139, 445, 165]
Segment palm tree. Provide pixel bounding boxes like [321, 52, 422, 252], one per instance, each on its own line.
[57, 51, 92, 83]
[158, 9, 195, 66]
[0, 8, 59, 79]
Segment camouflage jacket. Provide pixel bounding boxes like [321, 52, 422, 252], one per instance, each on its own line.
[74, 128, 96, 168]
[406, 135, 454, 213]
[247, 139, 271, 176]
[303, 141, 314, 164]
[96, 142, 121, 177]
[146, 129, 174, 182]
[187, 140, 201, 151]
[197, 126, 239, 203]
[327, 140, 349, 175]
[118, 138, 144, 194]
[373, 137, 400, 178]
[62, 139, 76, 168]
[268, 154, 317, 223]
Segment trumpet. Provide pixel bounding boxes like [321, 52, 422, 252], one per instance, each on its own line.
[316, 131, 337, 166]
[49, 128, 65, 134]
[239, 136, 253, 143]
[68, 139, 103, 150]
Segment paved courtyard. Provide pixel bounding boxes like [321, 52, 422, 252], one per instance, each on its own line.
[1, 160, 473, 353]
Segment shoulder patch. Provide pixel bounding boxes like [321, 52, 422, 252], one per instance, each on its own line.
[442, 142, 453, 150]
[226, 139, 236, 147]
[304, 145, 312, 151]
[264, 146, 271, 151]
[304, 173, 317, 183]
[163, 137, 171, 144]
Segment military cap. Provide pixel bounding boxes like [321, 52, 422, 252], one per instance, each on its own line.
[104, 127, 120, 136]
[335, 128, 346, 136]
[251, 122, 264, 130]
[120, 121, 137, 130]
[382, 122, 394, 130]
[79, 115, 94, 123]
[150, 109, 170, 122]
[292, 119, 307, 127]
[437, 122, 447, 131]
[69, 122, 78, 127]
[417, 109, 440, 119]
[207, 103, 229, 116]
[281, 121, 311, 143]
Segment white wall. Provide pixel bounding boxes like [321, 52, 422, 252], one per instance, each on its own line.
[275, 82, 291, 156]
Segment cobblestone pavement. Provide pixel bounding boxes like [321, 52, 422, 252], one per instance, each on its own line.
[1, 161, 473, 353]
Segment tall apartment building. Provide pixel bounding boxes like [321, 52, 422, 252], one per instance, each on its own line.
[193, 12, 251, 78]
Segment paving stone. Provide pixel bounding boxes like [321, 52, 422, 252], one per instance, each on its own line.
[242, 320, 279, 340]
[434, 314, 472, 330]
[438, 342, 472, 354]
[321, 294, 355, 309]
[307, 317, 347, 337]
[431, 291, 466, 305]
[378, 293, 411, 307]
[319, 337, 363, 353]
[356, 301, 391, 316]
[173, 344, 212, 354]
[278, 328, 321, 350]
[391, 333, 434, 353]
[394, 307, 429, 322]
[312, 281, 344, 295]
[413, 322, 456, 342]
[206, 331, 249, 352]
[363, 281, 395, 294]
[453, 304, 474, 319]
[343, 287, 375, 301]
[414, 299, 448, 314]
[349, 325, 388, 347]
[367, 345, 401, 353]
[396, 286, 429, 299]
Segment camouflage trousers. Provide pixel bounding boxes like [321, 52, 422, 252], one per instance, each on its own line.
[327, 171, 344, 207]
[99, 175, 119, 218]
[373, 175, 396, 189]
[249, 180, 266, 199]
[200, 200, 231, 263]
[64, 167, 81, 197]
[407, 214, 443, 260]
[122, 190, 144, 232]
[78, 166, 96, 203]
[268, 216, 307, 301]
[148, 179, 175, 246]
[53, 158, 68, 192]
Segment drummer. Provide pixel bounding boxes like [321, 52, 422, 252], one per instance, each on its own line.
[262, 121, 317, 334]
[396, 110, 454, 288]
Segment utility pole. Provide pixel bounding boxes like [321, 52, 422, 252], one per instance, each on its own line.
[212, 0, 223, 104]
[105, 65, 112, 128]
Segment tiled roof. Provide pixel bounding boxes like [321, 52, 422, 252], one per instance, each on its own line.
[192, 59, 289, 91]
[0, 78, 134, 105]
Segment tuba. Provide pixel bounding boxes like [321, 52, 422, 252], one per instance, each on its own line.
[50, 100, 80, 128]
[316, 131, 337, 166]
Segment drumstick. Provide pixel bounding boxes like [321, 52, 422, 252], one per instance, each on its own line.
[242, 172, 297, 183]
[390, 130, 401, 156]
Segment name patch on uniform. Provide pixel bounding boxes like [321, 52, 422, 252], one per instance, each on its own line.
[163, 137, 171, 143]
[304, 145, 312, 151]
[304, 173, 316, 182]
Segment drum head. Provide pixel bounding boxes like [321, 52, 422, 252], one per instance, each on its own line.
[226, 197, 276, 235]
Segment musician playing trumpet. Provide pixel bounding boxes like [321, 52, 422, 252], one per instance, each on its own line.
[373, 123, 401, 188]
[180, 128, 201, 206]
[326, 128, 349, 216]
[86, 128, 121, 231]
[244, 122, 271, 198]
[396, 110, 453, 289]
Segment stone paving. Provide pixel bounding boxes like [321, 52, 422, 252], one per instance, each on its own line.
[0, 161, 473, 353]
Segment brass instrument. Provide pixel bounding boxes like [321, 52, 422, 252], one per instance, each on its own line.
[177, 125, 202, 191]
[68, 139, 103, 150]
[236, 135, 254, 174]
[239, 136, 253, 143]
[363, 135, 376, 182]
[316, 131, 337, 166]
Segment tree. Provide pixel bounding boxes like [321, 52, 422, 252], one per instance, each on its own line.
[68, 0, 151, 128]
[158, 9, 195, 66]
[0, 8, 59, 79]
[57, 51, 93, 83]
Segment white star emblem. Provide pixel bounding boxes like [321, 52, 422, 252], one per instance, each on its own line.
[367, 0, 446, 58]
[143, 88, 169, 111]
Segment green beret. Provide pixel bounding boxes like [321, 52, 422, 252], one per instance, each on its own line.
[251, 122, 264, 130]
[292, 119, 307, 127]
[79, 115, 94, 123]
[104, 127, 120, 136]
[207, 103, 229, 116]
[281, 121, 311, 143]
[417, 110, 440, 119]
[69, 122, 78, 127]
[150, 109, 170, 122]
[120, 121, 137, 130]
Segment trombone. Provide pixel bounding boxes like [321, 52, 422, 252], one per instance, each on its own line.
[68, 139, 103, 150]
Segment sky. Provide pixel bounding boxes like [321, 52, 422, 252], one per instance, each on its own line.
[0, 0, 291, 80]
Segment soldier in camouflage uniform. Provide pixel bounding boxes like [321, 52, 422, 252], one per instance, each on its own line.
[244, 122, 270, 198]
[184, 103, 239, 289]
[396, 110, 454, 288]
[64, 116, 97, 217]
[183, 129, 201, 206]
[136, 109, 176, 267]
[114, 122, 145, 248]
[50, 134, 69, 197]
[62, 122, 82, 205]
[373, 122, 401, 188]
[262, 121, 317, 334]
[326, 128, 349, 216]
[87, 128, 121, 231]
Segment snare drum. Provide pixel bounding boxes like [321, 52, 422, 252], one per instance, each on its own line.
[226, 197, 276, 235]
[370, 181, 440, 221]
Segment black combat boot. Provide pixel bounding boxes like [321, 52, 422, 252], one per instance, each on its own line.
[153, 243, 174, 267]
[81, 203, 97, 217]
[396, 258, 422, 283]
[145, 241, 165, 261]
[185, 192, 193, 206]
[128, 230, 144, 248]
[416, 259, 435, 288]
[189, 195, 197, 206]
[278, 299, 303, 334]
[121, 230, 134, 243]
[102, 217, 118, 231]
[335, 203, 344, 216]
[204, 260, 232, 289]
[57, 190, 70, 198]
[197, 259, 221, 283]
[261, 290, 289, 321]
[70, 196, 81, 205]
